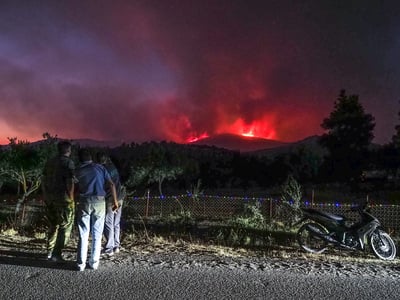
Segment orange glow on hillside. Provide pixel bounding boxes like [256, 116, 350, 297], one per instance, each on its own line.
[187, 132, 209, 143]
[217, 117, 276, 139]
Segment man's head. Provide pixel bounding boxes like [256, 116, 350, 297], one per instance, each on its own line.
[57, 141, 72, 156]
[96, 152, 108, 165]
[78, 148, 92, 163]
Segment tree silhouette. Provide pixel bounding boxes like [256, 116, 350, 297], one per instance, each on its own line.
[391, 110, 400, 149]
[0, 133, 58, 213]
[319, 90, 375, 182]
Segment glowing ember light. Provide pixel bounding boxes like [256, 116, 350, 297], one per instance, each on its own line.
[187, 132, 209, 143]
[241, 126, 255, 137]
[242, 132, 254, 137]
[217, 117, 276, 139]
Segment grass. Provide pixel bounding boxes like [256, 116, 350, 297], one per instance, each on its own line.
[0, 198, 399, 265]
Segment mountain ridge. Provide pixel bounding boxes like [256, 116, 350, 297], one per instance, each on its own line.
[188, 133, 290, 152]
[0, 134, 320, 153]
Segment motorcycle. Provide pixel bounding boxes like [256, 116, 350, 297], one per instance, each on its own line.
[295, 201, 397, 260]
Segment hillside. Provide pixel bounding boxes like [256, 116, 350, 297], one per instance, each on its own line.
[189, 133, 289, 152]
[251, 135, 326, 157]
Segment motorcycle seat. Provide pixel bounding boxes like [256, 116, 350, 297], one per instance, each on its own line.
[303, 208, 344, 222]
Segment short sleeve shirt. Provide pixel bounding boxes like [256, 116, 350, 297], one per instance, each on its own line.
[103, 162, 122, 199]
[76, 161, 112, 197]
[42, 155, 75, 196]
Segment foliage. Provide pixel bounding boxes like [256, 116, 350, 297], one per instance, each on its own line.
[162, 197, 194, 226]
[127, 165, 183, 196]
[276, 175, 303, 226]
[392, 110, 400, 149]
[229, 202, 267, 230]
[186, 179, 204, 200]
[124, 142, 185, 195]
[0, 133, 58, 213]
[319, 90, 375, 181]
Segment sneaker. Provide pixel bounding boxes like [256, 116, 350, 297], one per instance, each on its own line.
[76, 265, 85, 272]
[89, 264, 99, 270]
[113, 247, 120, 254]
[101, 250, 114, 257]
[49, 255, 66, 263]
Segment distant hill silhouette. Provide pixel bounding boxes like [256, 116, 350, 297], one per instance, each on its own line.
[251, 135, 326, 157]
[0, 134, 325, 155]
[189, 133, 290, 152]
[0, 138, 125, 149]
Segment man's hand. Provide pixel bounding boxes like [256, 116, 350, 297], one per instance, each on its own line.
[112, 201, 119, 213]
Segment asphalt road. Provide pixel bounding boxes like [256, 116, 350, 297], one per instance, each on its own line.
[0, 257, 399, 300]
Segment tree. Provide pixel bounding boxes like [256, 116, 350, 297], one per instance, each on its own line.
[127, 165, 183, 196]
[125, 142, 184, 195]
[319, 90, 375, 181]
[0, 133, 58, 213]
[391, 110, 400, 149]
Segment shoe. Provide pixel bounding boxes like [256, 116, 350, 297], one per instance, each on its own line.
[49, 255, 66, 263]
[101, 250, 114, 257]
[76, 265, 85, 272]
[113, 247, 120, 254]
[89, 264, 99, 270]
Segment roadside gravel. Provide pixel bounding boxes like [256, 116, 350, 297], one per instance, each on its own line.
[1, 233, 398, 279]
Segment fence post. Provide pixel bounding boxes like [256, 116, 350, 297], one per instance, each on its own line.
[269, 198, 273, 222]
[146, 189, 150, 218]
[312, 189, 314, 206]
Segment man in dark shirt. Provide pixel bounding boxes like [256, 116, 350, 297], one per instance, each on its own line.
[75, 148, 118, 271]
[42, 141, 75, 262]
[97, 152, 125, 256]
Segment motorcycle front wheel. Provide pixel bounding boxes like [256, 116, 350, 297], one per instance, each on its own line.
[297, 222, 329, 254]
[369, 230, 397, 260]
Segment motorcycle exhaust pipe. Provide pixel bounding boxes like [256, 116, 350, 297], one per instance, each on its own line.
[305, 224, 355, 250]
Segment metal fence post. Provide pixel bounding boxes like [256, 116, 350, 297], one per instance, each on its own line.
[146, 189, 149, 218]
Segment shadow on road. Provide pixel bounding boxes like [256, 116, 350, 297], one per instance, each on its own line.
[0, 249, 77, 271]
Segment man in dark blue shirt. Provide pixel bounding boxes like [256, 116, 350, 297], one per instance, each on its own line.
[75, 148, 118, 271]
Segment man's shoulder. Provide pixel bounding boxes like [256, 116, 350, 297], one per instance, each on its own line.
[78, 162, 107, 173]
[60, 156, 75, 169]
[45, 155, 74, 170]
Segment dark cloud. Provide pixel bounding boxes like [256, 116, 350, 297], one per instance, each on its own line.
[0, 0, 399, 144]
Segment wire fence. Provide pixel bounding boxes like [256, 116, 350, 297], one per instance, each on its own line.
[123, 194, 400, 232]
[2, 194, 400, 232]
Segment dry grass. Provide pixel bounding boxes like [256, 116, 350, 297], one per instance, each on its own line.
[118, 231, 397, 266]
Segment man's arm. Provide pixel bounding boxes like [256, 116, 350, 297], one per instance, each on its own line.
[66, 179, 74, 201]
[107, 179, 119, 211]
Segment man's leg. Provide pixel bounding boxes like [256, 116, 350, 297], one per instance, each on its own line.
[53, 203, 74, 258]
[89, 200, 106, 269]
[76, 202, 91, 270]
[46, 203, 60, 258]
[113, 202, 123, 250]
[103, 202, 115, 254]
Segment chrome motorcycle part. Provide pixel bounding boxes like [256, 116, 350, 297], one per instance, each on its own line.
[369, 230, 397, 260]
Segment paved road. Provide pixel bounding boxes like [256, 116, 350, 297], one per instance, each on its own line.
[0, 255, 399, 300]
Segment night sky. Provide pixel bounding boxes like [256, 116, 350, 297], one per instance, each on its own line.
[0, 0, 399, 145]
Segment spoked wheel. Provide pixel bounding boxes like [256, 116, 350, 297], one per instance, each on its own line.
[369, 230, 397, 260]
[297, 222, 329, 254]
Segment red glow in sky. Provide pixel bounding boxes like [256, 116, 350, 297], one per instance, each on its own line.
[0, 1, 399, 145]
[221, 118, 277, 139]
[185, 117, 276, 143]
[186, 132, 209, 143]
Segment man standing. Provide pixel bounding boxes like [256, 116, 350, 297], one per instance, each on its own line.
[75, 148, 118, 271]
[42, 141, 75, 262]
[97, 152, 126, 256]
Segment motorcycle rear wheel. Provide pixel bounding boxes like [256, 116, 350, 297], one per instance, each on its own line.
[297, 222, 329, 254]
[369, 230, 397, 260]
